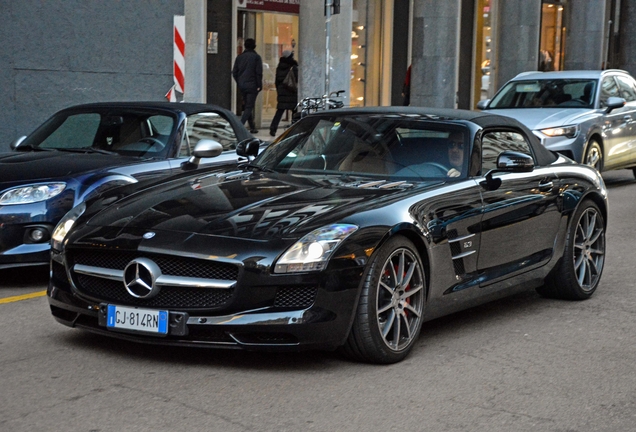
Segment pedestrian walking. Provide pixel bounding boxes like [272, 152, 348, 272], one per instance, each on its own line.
[232, 38, 263, 133]
[269, 50, 299, 136]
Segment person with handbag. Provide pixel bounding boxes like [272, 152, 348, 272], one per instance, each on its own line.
[269, 50, 298, 137]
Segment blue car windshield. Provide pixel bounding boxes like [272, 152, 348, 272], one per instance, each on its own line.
[21, 110, 176, 158]
[489, 79, 597, 109]
[254, 115, 471, 180]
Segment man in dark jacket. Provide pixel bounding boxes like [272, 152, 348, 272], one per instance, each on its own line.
[232, 38, 263, 133]
[269, 50, 298, 136]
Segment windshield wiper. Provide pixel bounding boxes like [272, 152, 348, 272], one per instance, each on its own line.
[15, 144, 53, 152]
[54, 147, 118, 155]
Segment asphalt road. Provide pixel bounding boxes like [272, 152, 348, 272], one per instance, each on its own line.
[1, 170, 636, 432]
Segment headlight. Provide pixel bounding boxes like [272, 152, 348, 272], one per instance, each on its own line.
[539, 125, 579, 138]
[51, 202, 86, 251]
[0, 183, 66, 205]
[274, 224, 358, 273]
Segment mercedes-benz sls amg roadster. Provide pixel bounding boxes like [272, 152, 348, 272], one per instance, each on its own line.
[48, 107, 607, 364]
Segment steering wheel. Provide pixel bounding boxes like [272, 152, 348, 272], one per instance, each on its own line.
[418, 162, 450, 176]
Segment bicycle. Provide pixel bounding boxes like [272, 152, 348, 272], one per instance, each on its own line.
[292, 90, 346, 123]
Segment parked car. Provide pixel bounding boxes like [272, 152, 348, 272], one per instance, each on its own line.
[48, 106, 607, 364]
[478, 69, 636, 175]
[0, 102, 265, 270]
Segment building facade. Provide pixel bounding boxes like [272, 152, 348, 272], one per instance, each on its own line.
[1, 0, 634, 152]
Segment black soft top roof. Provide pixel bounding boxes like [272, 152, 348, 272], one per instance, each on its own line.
[311, 106, 558, 166]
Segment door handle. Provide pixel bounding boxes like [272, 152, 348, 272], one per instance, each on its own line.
[538, 180, 554, 192]
[623, 115, 633, 124]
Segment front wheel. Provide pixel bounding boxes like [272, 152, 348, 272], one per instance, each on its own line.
[340, 236, 426, 364]
[584, 139, 603, 172]
[537, 200, 605, 300]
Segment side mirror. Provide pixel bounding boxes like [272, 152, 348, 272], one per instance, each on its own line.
[187, 139, 224, 167]
[480, 151, 535, 191]
[496, 150, 535, 172]
[236, 138, 261, 158]
[476, 99, 490, 110]
[10, 136, 27, 150]
[605, 96, 626, 113]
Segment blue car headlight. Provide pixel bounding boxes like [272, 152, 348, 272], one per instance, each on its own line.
[539, 125, 579, 138]
[0, 183, 66, 205]
[274, 224, 358, 273]
[51, 202, 86, 251]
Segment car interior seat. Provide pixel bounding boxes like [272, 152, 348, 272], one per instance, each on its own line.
[338, 137, 391, 174]
[390, 137, 451, 177]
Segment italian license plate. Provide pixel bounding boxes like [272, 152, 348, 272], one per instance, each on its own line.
[106, 305, 168, 335]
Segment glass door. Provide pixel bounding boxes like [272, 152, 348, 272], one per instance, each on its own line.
[539, 1, 566, 71]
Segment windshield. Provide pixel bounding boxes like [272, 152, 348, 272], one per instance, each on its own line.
[254, 115, 470, 180]
[20, 109, 177, 157]
[489, 79, 597, 109]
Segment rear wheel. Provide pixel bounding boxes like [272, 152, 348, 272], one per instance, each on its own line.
[537, 200, 605, 300]
[341, 236, 426, 364]
[584, 139, 603, 171]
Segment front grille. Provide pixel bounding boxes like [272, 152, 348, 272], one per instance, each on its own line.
[274, 286, 317, 308]
[76, 274, 233, 308]
[67, 248, 238, 309]
[69, 249, 238, 280]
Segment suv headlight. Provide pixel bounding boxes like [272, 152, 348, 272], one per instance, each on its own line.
[0, 183, 66, 205]
[539, 125, 579, 138]
[51, 202, 86, 251]
[274, 224, 358, 273]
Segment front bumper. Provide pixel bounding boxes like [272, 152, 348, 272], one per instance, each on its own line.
[47, 256, 363, 352]
[536, 133, 585, 163]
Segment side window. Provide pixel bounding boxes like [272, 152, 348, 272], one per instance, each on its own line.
[185, 112, 238, 155]
[599, 76, 620, 108]
[615, 75, 636, 102]
[481, 131, 532, 173]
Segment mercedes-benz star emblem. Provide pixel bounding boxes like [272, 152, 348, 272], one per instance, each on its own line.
[123, 258, 162, 299]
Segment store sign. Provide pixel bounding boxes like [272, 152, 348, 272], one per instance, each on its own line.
[244, 0, 300, 14]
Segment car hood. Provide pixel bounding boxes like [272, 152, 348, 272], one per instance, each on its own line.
[484, 108, 595, 130]
[0, 151, 145, 183]
[85, 171, 437, 241]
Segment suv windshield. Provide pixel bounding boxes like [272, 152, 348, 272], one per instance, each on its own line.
[20, 110, 176, 158]
[489, 79, 597, 109]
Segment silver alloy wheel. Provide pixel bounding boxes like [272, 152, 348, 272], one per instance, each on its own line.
[573, 207, 605, 291]
[585, 142, 602, 170]
[376, 248, 425, 351]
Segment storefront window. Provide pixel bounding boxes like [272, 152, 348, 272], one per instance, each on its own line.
[540, 1, 566, 71]
[351, 0, 367, 107]
[473, 0, 496, 107]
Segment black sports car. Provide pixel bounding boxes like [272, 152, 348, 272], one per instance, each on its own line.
[0, 102, 261, 269]
[48, 107, 608, 364]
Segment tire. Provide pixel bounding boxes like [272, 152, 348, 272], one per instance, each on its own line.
[584, 139, 603, 172]
[340, 236, 426, 364]
[537, 200, 605, 300]
[632, 167, 636, 179]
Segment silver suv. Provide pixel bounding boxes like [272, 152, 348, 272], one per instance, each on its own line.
[478, 70, 636, 176]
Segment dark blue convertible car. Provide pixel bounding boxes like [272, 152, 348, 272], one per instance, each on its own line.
[0, 102, 260, 269]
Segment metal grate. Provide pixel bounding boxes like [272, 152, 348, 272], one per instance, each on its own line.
[68, 249, 238, 280]
[274, 286, 317, 308]
[75, 274, 233, 309]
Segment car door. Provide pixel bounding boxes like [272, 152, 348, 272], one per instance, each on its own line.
[598, 75, 632, 170]
[477, 129, 562, 287]
[612, 74, 636, 168]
